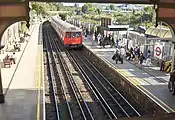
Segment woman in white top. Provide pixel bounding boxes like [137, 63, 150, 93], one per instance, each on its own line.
[92, 34, 95, 46]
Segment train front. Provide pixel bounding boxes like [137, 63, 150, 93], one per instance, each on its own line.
[64, 27, 83, 48]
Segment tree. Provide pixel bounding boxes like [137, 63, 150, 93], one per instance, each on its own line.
[110, 4, 114, 10]
[30, 2, 47, 15]
[59, 14, 66, 21]
[75, 9, 81, 15]
[97, 8, 101, 14]
[82, 5, 88, 14]
[74, 3, 79, 7]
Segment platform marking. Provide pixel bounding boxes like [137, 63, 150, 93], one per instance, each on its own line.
[97, 55, 175, 113]
[37, 47, 42, 120]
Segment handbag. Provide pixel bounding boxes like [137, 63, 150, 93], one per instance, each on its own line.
[112, 54, 117, 60]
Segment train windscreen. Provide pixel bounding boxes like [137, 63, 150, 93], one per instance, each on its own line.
[66, 32, 71, 38]
[76, 32, 81, 37]
[71, 32, 76, 38]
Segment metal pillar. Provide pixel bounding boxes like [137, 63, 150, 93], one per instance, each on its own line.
[0, 69, 4, 103]
[171, 38, 175, 72]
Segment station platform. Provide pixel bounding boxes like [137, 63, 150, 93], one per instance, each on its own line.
[0, 24, 44, 120]
[83, 36, 175, 113]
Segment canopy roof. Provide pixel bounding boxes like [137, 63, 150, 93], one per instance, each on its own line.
[145, 26, 172, 39]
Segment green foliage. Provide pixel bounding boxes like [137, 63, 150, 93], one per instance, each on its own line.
[110, 4, 114, 10]
[96, 8, 101, 14]
[59, 14, 66, 21]
[82, 5, 88, 14]
[30, 2, 155, 29]
[113, 6, 156, 29]
[30, 2, 61, 16]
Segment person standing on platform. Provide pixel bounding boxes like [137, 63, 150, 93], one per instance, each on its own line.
[134, 46, 140, 63]
[169, 70, 175, 94]
[120, 46, 126, 64]
[111, 37, 115, 48]
[112, 46, 120, 64]
[97, 33, 101, 45]
[160, 53, 167, 71]
[145, 50, 152, 66]
[92, 34, 95, 46]
[139, 52, 145, 65]
[84, 32, 87, 40]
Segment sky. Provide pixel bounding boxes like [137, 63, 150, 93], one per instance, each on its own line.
[61, 3, 152, 7]
[62, 3, 85, 7]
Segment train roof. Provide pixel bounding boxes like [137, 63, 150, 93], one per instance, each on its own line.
[51, 16, 82, 32]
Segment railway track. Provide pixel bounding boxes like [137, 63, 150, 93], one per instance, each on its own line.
[43, 22, 142, 120]
[69, 50, 141, 119]
[43, 23, 61, 120]
[44, 22, 95, 120]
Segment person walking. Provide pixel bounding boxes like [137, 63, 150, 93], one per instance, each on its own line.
[139, 52, 145, 64]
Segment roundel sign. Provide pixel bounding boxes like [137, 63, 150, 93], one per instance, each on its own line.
[155, 47, 161, 56]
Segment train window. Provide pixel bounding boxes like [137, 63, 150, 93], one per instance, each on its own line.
[71, 32, 76, 38]
[76, 32, 81, 37]
[66, 32, 71, 38]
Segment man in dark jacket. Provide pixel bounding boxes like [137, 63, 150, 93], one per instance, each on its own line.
[169, 70, 175, 95]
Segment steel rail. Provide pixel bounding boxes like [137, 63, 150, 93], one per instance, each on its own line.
[46, 31, 74, 120]
[64, 47, 117, 119]
[65, 50, 118, 119]
[43, 25, 61, 120]
[71, 50, 140, 118]
[83, 54, 141, 116]
[50, 33, 93, 120]
[71, 50, 129, 117]
[48, 28, 94, 120]
[44, 24, 74, 120]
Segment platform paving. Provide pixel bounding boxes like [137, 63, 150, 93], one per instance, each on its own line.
[0, 23, 44, 120]
[83, 36, 175, 112]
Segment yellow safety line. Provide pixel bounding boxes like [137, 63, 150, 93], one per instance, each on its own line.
[102, 57, 175, 112]
[37, 48, 42, 120]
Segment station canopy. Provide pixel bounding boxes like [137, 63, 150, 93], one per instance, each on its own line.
[145, 26, 172, 39]
[108, 25, 129, 31]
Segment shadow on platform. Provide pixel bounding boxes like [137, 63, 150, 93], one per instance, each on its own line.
[0, 88, 38, 120]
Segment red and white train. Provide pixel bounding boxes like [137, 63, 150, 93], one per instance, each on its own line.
[51, 16, 83, 48]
